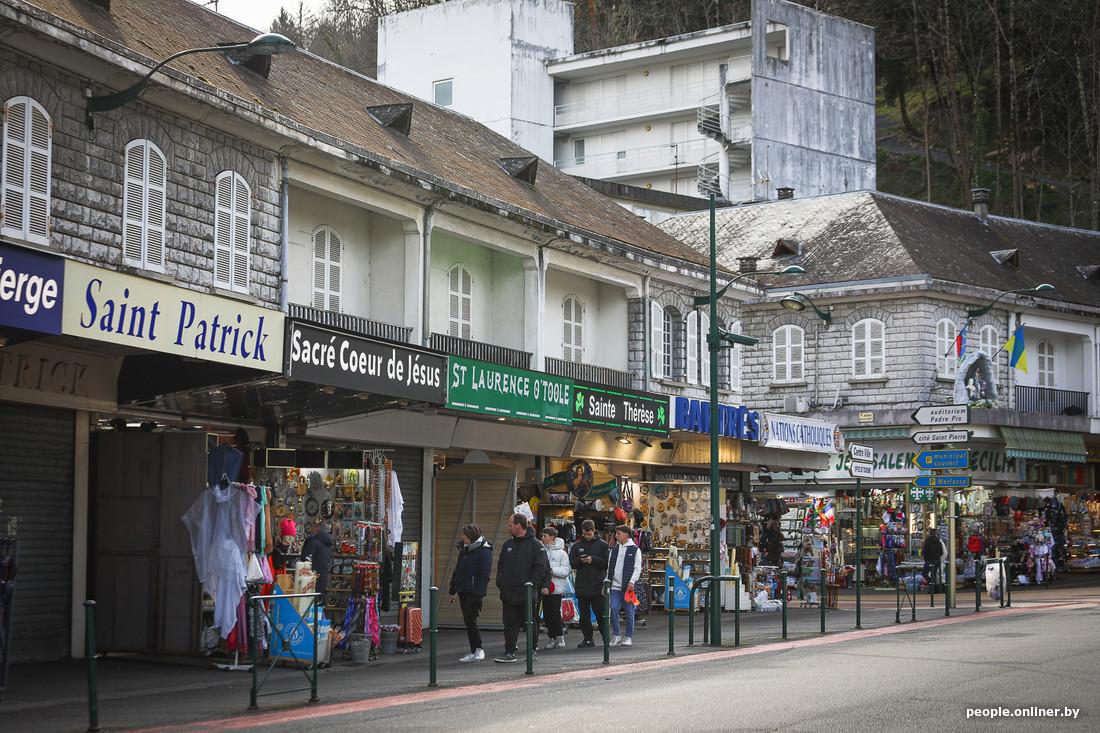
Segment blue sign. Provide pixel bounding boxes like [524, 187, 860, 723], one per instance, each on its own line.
[671, 396, 759, 441]
[0, 241, 64, 334]
[912, 475, 971, 488]
[913, 449, 970, 470]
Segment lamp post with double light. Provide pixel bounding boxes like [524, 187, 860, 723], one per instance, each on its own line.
[693, 195, 804, 646]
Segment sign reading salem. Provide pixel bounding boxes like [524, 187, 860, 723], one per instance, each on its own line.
[447, 356, 572, 424]
[62, 262, 284, 371]
[286, 322, 444, 402]
[0, 241, 64, 334]
[572, 381, 668, 436]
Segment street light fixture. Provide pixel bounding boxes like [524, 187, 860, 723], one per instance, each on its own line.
[85, 33, 296, 130]
[779, 292, 832, 326]
[965, 284, 1055, 319]
[698, 195, 805, 646]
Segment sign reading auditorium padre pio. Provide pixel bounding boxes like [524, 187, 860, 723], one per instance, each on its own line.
[62, 261, 284, 371]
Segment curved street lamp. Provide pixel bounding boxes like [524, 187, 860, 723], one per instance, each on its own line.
[86, 33, 296, 130]
[696, 196, 805, 645]
[779, 291, 832, 326]
[966, 283, 1055, 319]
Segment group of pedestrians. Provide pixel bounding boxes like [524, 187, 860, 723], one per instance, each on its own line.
[448, 515, 642, 663]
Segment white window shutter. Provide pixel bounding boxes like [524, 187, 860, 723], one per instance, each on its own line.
[773, 326, 788, 381]
[700, 311, 711, 386]
[651, 300, 664, 378]
[790, 326, 804, 380]
[686, 310, 698, 384]
[1, 99, 27, 239]
[144, 145, 166, 271]
[312, 228, 327, 310]
[122, 143, 147, 265]
[231, 175, 250, 292]
[2, 98, 52, 245]
[213, 173, 233, 288]
[869, 320, 884, 376]
[327, 228, 341, 312]
[728, 321, 742, 391]
[460, 267, 471, 339]
[449, 265, 471, 339]
[852, 321, 867, 377]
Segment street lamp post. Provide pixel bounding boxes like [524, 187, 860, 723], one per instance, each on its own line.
[696, 194, 804, 646]
[85, 33, 295, 130]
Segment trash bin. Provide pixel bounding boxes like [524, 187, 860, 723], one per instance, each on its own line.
[380, 626, 399, 655]
[349, 633, 371, 663]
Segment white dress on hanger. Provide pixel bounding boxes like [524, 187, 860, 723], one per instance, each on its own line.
[388, 471, 403, 545]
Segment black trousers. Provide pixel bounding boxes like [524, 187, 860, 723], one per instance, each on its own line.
[501, 596, 540, 653]
[458, 592, 483, 652]
[541, 594, 563, 637]
[576, 593, 606, 642]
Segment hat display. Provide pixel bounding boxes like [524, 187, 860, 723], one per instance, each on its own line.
[279, 518, 297, 537]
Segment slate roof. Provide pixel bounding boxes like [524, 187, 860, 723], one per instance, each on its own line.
[658, 190, 1100, 310]
[16, 0, 706, 267]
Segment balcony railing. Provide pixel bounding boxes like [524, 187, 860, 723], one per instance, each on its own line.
[544, 357, 634, 389]
[554, 80, 714, 127]
[288, 304, 412, 343]
[555, 139, 710, 179]
[1014, 385, 1089, 416]
[430, 333, 532, 370]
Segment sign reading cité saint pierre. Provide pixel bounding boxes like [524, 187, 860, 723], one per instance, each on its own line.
[572, 380, 668, 436]
[447, 356, 572, 424]
[286, 321, 445, 403]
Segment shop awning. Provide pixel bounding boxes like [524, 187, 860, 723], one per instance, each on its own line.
[1000, 426, 1087, 463]
[842, 426, 910, 439]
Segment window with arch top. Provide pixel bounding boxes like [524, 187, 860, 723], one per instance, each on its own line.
[773, 324, 804, 382]
[2, 96, 51, 245]
[562, 295, 584, 362]
[448, 264, 472, 339]
[852, 318, 885, 378]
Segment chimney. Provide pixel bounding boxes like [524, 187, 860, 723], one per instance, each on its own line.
[776, 187, 795, 200]
[972, 188, 990, 221]
[738, 257, 758, 274]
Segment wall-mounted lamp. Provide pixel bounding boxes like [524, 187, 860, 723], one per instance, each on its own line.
[779, 292, 832, 326]
[638, 437, 653, 448]
[615, 435, 631, 445]
[756, 465, 771, 473]
[965, 283, 1055, 319]
[757, 474, 773, 484]
[85, 33, 295, 130]
[660, 441, 674, 450]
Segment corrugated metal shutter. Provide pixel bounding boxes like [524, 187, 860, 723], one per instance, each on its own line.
[0, 403, 75, 662]
[389, 447, 422, 546]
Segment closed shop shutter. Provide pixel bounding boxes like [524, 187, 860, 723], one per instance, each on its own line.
[0, 403, 75, 662]
[389, 447, 422, 545]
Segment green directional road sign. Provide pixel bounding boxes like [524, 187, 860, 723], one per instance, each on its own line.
[913, 449, 969, 470]
[912, 474, 971, 489]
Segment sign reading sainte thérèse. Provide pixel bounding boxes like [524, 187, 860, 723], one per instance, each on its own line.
[447, 356, 572, 424]
[572, 381, 668, 436]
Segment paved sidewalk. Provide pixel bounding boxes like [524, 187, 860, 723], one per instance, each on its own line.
[3, 576, 1097, 732]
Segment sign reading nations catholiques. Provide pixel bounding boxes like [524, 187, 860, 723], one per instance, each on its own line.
[572, 381, 669, 437]
[447, 356, 572, 424]
[758, 413, 844, 454]
[286, 321, 445, 403]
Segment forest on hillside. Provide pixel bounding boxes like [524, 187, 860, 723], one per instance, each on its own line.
[268, 0, 1100, 230]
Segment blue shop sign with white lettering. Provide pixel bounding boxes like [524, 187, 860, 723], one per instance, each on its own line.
[670, 396, 759, 441]
[0, 241, 64, 334]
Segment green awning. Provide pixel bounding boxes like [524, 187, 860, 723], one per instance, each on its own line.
[842, 426, 910, 439]
[1000, 426, 1087, 463]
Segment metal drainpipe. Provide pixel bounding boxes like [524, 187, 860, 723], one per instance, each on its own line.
[279, 157, 290, 312]
[421, 204, 435, 348]
[643, 275, 652, 390]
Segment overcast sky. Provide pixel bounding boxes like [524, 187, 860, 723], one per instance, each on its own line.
[211, 0, 326, 32]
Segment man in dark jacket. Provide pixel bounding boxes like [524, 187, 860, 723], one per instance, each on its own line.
[922, 528, 945, 589]
[568, 519, 610, 648]
[494, 513, 549, 662]
[300, 519, 334, 608]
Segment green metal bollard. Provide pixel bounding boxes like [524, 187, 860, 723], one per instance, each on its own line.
[602, 579, 611, 665]
[249, 596, 260, 710]
[429, 586, 438, 687]
[975, 559, 983, 612]
[310, 594, 319, 702]
[666, 574, 675, 656]
[820, 568, 825, 634]
[1004, 562, 1012, 608]
[524, 582, 534, 675]
[84, 600, 100, 732]
[895, 574, 901, 623]
[733, 577, 740, 647]
[780, 571, 788, 640]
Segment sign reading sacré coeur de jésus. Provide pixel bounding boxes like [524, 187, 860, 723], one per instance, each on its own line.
[447, 356, 572, 424]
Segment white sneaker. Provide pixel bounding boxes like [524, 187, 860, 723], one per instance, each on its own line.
[544, 638, 560, 649]
[622, 637, 632, 646]
[459, 648, 485, 662]
[610, 635, 622, 647]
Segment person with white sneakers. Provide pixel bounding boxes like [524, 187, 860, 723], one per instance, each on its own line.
[448, 523, 493, 662]
[539, 526, 571, 649]
[605, 524, 642, 647]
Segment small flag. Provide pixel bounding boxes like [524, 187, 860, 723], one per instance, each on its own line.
[1005, 325, 1028, 373]
[821, 501, 835, 527]
[955, 323, 968, 361]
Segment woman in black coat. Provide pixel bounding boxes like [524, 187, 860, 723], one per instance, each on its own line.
[448, 523, 493, 662]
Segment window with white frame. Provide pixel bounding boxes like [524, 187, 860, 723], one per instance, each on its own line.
[852, 318, 885, 378]
[725, 320, 742, 391]
[773, 324, 804, 382]
[686, 310, 699, 384]
[650, 300, 665, 378]
[574, 139, 585, 166]
[936, 319, 958, 378]
[1037, 340, 1055, 387]
[651, 301, 683, 380]
[562, 295, 584, 362]
[980, 325, 998, 359]
[448, 264, 472, 339]
[311, 225, 342, 312]
[121, 140, 167, 272]
[433, 79, 453, 107]
[1, 96, 51, 245]
[213, 171, 251, 292]
[700, 310, 711, 386]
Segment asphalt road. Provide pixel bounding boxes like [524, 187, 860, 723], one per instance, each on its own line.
[131, 599, 1098, 733]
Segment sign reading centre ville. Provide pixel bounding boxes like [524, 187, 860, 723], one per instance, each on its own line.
[0, 240, 65, 335]
[286, 321, 445, 402]
[447, 356, 572, 424]
[572, 381, 669, 436]
[62, 262, 284, 371]
[758, 413, 844, 454]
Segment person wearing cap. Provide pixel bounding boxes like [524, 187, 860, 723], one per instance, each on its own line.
[605, 524, 642, 647]
[448, 523, 493, 663]
[569, 519, 610, 648]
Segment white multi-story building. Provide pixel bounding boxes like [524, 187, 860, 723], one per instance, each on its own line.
[379, 0, 876, 216]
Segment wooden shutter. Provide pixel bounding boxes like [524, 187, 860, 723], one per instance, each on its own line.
[853, 320, 868, 377]
[869, 319, 884, 376]
[651, 300, 664, 378]
[2, 98, 51, 244]
[449, 266, 471, 339]
[686, 310, 698, 384]
[773, 325, 788, 381]
[213, 173, 233, 288]
[144, 144, 166, 271]
[727, 320, 741, 391]
[700, 311, 711, 386]
[231, 174, 250, 292]
[1, 99, 27, 238]
[790, 326, 804, 380]
[312, 226, 342, 312]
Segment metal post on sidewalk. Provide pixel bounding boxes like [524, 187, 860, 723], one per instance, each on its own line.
[310, 595, 319, 702]
[733, 577, 740, 647]
[428, 586, 438, 687]
[855, 478, 862, 629]
[819, 567, 825, 634]
[780, 570, 788, 639]
[895, 574, 901, 623]
[524, 582, 534, 675]
[249, 596, 260, 710]
[666, 575, 675, 656]
[602, 579, 611, 665]
[975, 560, 983, 612]
[1004, 562, 1012, 608]
[84, 600, 100, 732]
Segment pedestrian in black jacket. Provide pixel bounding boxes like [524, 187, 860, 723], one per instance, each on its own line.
[300, 520, 333, 608]
[448, 523, 493, 663]
[494, 513, 549, 662]
[568, 519, 610, 647]
[922, 528, 945, 588]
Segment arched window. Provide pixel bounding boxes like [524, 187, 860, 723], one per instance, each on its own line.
[1, 96, 51, 245]
[311, 225, 342, 312]
[122, 139, 167, 272]
[980, 325, 998, 359]
[852, 318, 885, 378]
[773, 324, 804, 382]
[214, 171, 251, 292]
[1037, 340, 1055, 387]
[448, 264, 472, 339]
[936, 319, 958, 379]
[562, 295, 584, 362]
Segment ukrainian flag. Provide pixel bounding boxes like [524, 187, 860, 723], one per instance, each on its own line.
[1004, 325, 1028, 373]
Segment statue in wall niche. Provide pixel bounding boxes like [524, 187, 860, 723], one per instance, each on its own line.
[954, 352, 999, 408]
